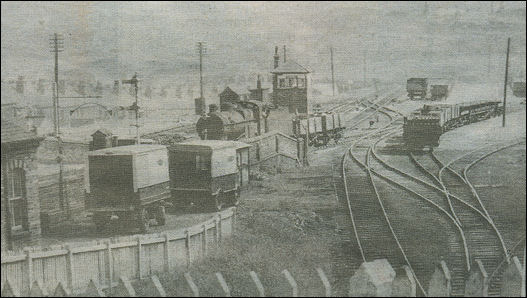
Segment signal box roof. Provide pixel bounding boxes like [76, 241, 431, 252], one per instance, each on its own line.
[271, 60, 310, 74]
[88, 144, 167, 156]
[170, 140, 251, 152]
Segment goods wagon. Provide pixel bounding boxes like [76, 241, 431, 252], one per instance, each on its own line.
[292, 112, 345, 146]
[403, 101, 502, 150]
[85, 145, 171, 232]
[169, 140, 251, 211]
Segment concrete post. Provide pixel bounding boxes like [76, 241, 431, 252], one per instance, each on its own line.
[28, 280, 48, 297]
[250, 271, 265, 297]
[316, 268, 331, 297]
[465, 259, 488, 297]
[216, 272, 231, 297]
[427, 261, 451, 297]
[282, 269, 298, 297]
[84, 279, 105, 297]
[111, 276, 136, 297]
[149, 275, 167, 297]
[349, 259, 395, 297]
[1, 280, 20, 297]
[392, 265, 416, 297]
[53, 282, 71, 297]
[184, 273, 199, 297]
[500, 256, 523, 297]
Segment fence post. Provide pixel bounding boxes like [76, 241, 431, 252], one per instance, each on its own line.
[150, 275, 167, 297]
[24, 248, 33, 295]
[250, 271, 265, 297]
[184, 273, 199, 297]
[465, 259, 488, 297]
[282, 269, 298, 297]
[65, 244, 74, 292]
[163, 233, 170, 273]
[185, 230, 191, 269]
[217, 214, 223, 243]
[84, 279, 105, 297]
[215, 217, 221, 244]
[106, 240, 113, 293]
[215, 272, 231, 297]
[202, 225, 208, 256]
[316, 268, 331, 297]
[29, 280, 48, 297]
[1, 279, 19, 297]
[136, 236, 143, 280]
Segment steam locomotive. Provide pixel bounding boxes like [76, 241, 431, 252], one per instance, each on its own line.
[403, 100, 503, 150]
[196, 101, 271, 140]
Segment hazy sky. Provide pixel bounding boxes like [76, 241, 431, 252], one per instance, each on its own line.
[2, 2, 526, 83]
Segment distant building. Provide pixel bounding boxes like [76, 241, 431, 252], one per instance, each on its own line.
[219, 87, 241, 109]
[1, 117, 44, 250]
[271, 46, 311, 113]
[248, 75, 271, 103]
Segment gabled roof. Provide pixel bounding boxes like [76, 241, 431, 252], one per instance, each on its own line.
[91, 128, 113, 137]
[271, 60, 310, 74]
[1, 117, 42, 145]
[220, 87, 241, 97]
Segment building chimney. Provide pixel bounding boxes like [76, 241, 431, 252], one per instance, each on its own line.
[283, 45, 286, 63]
[257, 75, 262, 89]
[273, 46, 279, 69]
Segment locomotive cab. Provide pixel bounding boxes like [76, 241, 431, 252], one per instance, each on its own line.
[169, 140, 251, 211]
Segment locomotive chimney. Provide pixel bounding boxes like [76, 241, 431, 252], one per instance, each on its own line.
[274, 46, 279, 69]
[283, 45, 286, 63]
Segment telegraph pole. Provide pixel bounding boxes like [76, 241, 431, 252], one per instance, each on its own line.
[330, 47, 335, 97]
[50, 33, 64, 136]
[122, 73, 140, 144]
[502, 37, 510, 127]
[197, 42, 206, 100]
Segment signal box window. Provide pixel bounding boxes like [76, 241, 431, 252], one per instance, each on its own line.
[7, 168, 28, 231]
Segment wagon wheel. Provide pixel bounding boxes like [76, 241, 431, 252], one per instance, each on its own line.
[155, 206, 166, 226]
[138, 208, 149, 233]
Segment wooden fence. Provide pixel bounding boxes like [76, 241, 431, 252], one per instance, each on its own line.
[245, 131, 306, 167]
[3, 255, 524, 297]
[0, 208, 235, 296]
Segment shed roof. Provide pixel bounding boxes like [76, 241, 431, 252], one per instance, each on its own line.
[1, 117, 42, 145]
[170, 140, 251, 152]
[88, 144, 167, 156]
[271, 60, 310, 74]
[91, 128, 113, 137]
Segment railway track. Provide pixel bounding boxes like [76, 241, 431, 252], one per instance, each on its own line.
[340, 100, 431, 295]
[341, 96, 523, 296]
[407, 143, 524, 296]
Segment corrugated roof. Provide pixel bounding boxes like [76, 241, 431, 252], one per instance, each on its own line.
[271, 60, 310, 74]
[1, 117, 41, 144]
